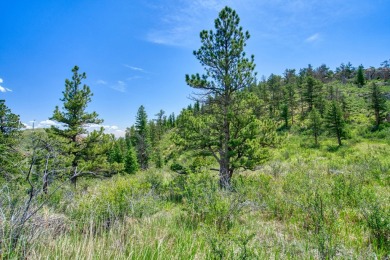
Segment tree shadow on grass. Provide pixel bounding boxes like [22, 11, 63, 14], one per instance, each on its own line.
[327, 145, 341, 152]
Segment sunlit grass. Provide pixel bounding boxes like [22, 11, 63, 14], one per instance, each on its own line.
[2, 134, 389, 259]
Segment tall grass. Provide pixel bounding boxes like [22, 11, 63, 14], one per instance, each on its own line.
[1, 136, 389, 259]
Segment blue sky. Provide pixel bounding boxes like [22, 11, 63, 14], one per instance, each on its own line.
[1, 0, 389, 136]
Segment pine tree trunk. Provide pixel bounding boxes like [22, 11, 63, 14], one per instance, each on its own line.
[375, 110, 380, 129]
[219, 160, 233, 189]
[71, 176, 77, 187]
[337, 131, 342, 146]
[71, 174, 78, 188]
[219, 108, 232, 189]
[71, 162, 78, 188]
[43, 173, 48, 194]
[291, 110, 294, 125]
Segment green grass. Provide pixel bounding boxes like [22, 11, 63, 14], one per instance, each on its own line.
[1, 132, 389, 259]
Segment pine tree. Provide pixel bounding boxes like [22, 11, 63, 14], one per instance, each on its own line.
[154, 147, 163, 169]
[109, 142, 124, 163]
[336, 62, 355, 84]
[280, 103, 289, 128]
[356, 65, 365, 87]
[369, 82, 387, 130]
[125, 125, 137, 147]
[168, 113, 176, 128]
[134, 105, 150, 170]
[303, 76, 323, 113]
[79, 130, 119, 175]
[0, 100, 22, 180]
[339, 92, 350, 120]
[148, 120, 157, 147]
[267, 74, 282, 118]
[325, 100, 346, 146]
[50, 66, 103, 185]
[297, 72, 306, 118]
[154, 109, 166, 141]
[184, 7, 276, 188]
[0, 100, 21, 136]
[124, 144, 138, 174]
[308, 107, 322, 146]
[380, 59, 390, 81]
[282, 70, 297, 125]
[152, 110, 166, 169]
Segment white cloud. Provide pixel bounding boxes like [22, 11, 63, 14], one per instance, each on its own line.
[87, 123, 102, 128]
[97, 77, 138, 92]
[88, 124, 120, 131]
[305, 33, 321, 42]
[113, 129, 126, 138]
[145, 0, 368, 47]
[124, 64, 145, 72]
[22, 120, 60, 129]
[38, 120, 60, 128]
[22, 121, 125, 137]
[86, 124, 125, 137]
[110, 81, 127, 92]
[0, 78, 12, 92]
[22, 123, 32, 129]
[146, 0, 220, 47]
[96, 80, 107, 85]
[123, 64, 153, 76]
[127, 76, 142, 81]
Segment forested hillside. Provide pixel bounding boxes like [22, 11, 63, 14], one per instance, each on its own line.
[1, 6, 389, 259]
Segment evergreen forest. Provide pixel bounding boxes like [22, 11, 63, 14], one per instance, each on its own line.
[1, 6, 389, 259]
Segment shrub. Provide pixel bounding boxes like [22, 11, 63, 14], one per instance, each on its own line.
[178, 172, 248, 232]
[363, 203, 390, 253]
[71, 176, 160, 225]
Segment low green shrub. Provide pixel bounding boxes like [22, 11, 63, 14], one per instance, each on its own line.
[331, 173, 362, 208]
[178, 172, 249, 232]
[71, 176, 160, 225]
[362, 203, 390, 253]
[164, 173, 187, 203]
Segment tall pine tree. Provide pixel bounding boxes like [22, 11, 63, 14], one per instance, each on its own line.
[184, 7, 277, 188]
[134, 105, 150, 170]
[0, 100, 22, 181]
[356, 65, 365, 87]
[125, 144, 139, 174]
[325, 100, 346, 146]
[369, 82, 387, 130]
[308, 107, 322, 146]
[50, 66, 103, 185]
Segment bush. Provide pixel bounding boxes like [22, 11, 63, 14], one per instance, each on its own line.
[304, 192, 338, 259]
[363, 203, 390, 253]
[71, 176, 160, 225]
[178, 172, 249, 232]
[331, 173, 362, 208]
[204, 227, 257, 259]
[164, 173, 187, 203]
